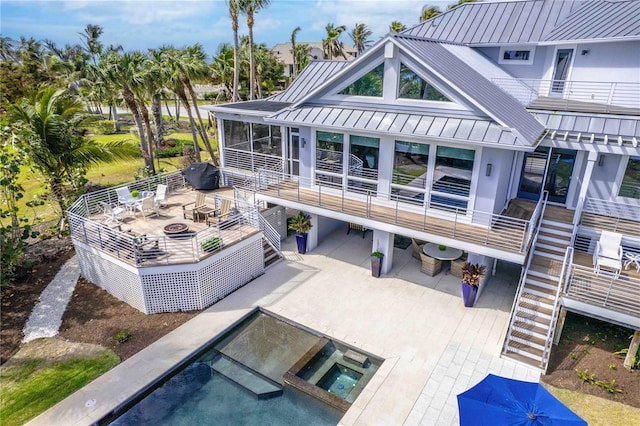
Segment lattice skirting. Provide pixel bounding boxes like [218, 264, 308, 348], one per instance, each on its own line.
[73, 234, 265, 314]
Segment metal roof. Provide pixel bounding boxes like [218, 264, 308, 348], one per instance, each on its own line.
[402, 0, 583, 45]
[542, 0, 640, 42]
[269, 61, 351, 103]
[205, 100, 291, 116]
[533, 110, 640, 147]
[268, 104, 527, 148]
[394, 36, 546, 145]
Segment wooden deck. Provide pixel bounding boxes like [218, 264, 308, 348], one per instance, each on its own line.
[258, 180, 530, 258]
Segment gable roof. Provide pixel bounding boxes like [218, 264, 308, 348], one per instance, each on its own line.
[402, 0, 584, 45]
[542, 0, 640, 43]
[270, 61, 351, 103]
[393, 35, 546, 145]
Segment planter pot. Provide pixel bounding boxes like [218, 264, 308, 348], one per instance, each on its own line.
[461, 282, 478, 307]
[371, 256, 383, 278]
[295, 233, 308, 254]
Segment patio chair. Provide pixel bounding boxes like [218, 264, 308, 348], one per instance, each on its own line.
[206, 198, 233, 226]
[135, 196, 160, 220]
[155, 184, 168, 208]
[99, 201, 126, 224]
[411, 239, 425, 260]
[593, 230, 623, 278]
[419, 252, 442, 277]
[182, 192, 215, 222]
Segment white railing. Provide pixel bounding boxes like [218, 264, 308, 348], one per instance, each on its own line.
[255, 169, 533, 253]
[582, 197, 640, 222]
[224, 148, 284, 174]
[523, 192, 547, 252]
[491, 78, 640, 111]
[564, 264, 640, 317]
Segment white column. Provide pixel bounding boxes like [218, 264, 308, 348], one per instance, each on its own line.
[372, 229, 394, 274]
[573, 150, 598, 223]
[307, 213, 319, 251]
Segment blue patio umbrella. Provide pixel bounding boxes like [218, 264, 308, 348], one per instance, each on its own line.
[457, 374, 586, 426]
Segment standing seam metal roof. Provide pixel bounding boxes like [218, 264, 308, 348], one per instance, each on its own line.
[269, 61, 350, 103]
[393, 36, 545, 145]
[402, 0, 583, 44]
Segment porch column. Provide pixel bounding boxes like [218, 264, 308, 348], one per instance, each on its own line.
[216, 116, 226, 168]
[467, 253, 493, 301]
[574, 151, 598, 222]
[372, 230, 394, 274]
[307, 213, 319, 252]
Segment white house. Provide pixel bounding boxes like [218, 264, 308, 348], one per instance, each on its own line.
[271, 41, 357, 77]
[206, 0, 640, 371]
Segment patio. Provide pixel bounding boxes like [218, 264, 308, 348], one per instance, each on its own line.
[30, 228, 540, 425]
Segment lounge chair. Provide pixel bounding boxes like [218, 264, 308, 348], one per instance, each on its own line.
[99, 201, 126, 224]
[182, 192, 215, 222]
[135, 196, 159, 220]
[206, 198, 233, 225]
[593, 230, 623, 278]
[155, 184, 168, 208]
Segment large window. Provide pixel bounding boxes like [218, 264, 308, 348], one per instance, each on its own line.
[338, 63, 384, 97]
[316, 131, 344, 187]
[223, 120, 282, 171]
[348, 135, 379, 195]
[392, 141, 429, 204]
[252, 123, 282, 156]
[431, 146, 475, 211]
[224, 121, 250, 151]
[398, 63, 450, 101]
[619, 156, 640, 199]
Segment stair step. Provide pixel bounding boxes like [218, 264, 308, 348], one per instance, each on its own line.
[505, 341, 544, 360]
[510, 330, 547, 350]
[513, 310, 552, 327]
[517, 300, 553, 318]
[209, 355, 283, 399]
[502, 351, 543, 369]
[537, 231, 571, 243]
[526, 276, 558, 290]
[535, 243, 567, 254]
[541, 219, 574, 230]
[526, 269, 558, 282]
[512, 321, 549, 340]
[533, 251, 565, 261]
[522, 283, 557, 299]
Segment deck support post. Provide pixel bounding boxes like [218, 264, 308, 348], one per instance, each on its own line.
[553, 307, 567, 345]
[623, 330, 640, 370]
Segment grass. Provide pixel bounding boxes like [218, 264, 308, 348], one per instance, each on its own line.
[0, 349, 120, 426]
[544, 383, 640, 425]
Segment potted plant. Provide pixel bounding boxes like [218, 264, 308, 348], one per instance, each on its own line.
[130, 189, 140, 198]
[288, 212, 312, 254]
[461, 262, 486, 307]
[371, 250, 384, 278]
[201, 236, 223, 253]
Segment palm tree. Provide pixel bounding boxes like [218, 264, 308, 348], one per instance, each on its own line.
[227, 0, 240, 102]
[349, 23, 372, 55]
[211, 43, 235, 99]
[294, 43, 312, 74]
[448, 0, 476, 10]
[0, 36, 17, 62]
[323, 23, 347, 60]
[290, 26, 301, 77]
[420, 5, 442, 21]
[238, 0, 271, 100]
[389, 21, 407, 33]
[79, 24, 104, 65]
[8, 87, 134, 222]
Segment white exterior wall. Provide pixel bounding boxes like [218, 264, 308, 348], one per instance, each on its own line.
[476, 46, 550, 80]
[474, 148, 517, 215]
[587, 154, 625, 201]
[569, 41, 640, 83]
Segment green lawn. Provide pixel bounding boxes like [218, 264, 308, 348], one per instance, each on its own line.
[0, 349, 120, 426]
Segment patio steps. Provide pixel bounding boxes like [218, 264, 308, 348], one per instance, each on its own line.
[263, 238, 282, 268]
[209, 354, 283, 399]
[503, 214, 574, 371]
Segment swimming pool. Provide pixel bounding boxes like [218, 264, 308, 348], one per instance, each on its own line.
[105, 310, 383, 425]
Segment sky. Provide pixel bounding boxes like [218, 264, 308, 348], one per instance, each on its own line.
[1, 0, 453, 59]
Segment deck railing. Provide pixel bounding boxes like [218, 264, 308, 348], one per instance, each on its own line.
[67, 172, 264, 267]
[491, 78, 640, 111]
[246, 169, 534, 253]
[582, 197, 640, 222]
[564, 264, 640, 318]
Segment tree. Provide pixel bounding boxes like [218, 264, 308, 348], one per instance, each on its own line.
[79, 24, 104, 65]
[420, 6, 442, 22]
[294, 43, 312, 74]
[227, 0, 241, 102]
[0, 36, 18, 62]
[323, 23, 347, 60]
[238, 0, 271, 100]
[211, 43, 235, 98]
[8, 87, 135, 224]
[448, 0, 476, 10]
[290, 26, 301, 77]
[389, 21, 407, 33]
[349, 23, 372, 55]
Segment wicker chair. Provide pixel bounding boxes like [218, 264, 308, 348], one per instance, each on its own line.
[450, 252, 468, 279]
[412, 238, 426, 260]
[419, 252, 442, 276]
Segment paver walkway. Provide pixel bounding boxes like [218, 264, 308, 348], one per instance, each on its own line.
[22, 256, 80, 343]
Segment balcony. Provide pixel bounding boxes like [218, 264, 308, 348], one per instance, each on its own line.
[491, 78, 640, 114]
[228, 169, 544, 263]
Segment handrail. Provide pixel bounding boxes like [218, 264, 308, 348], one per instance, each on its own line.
[502, 192, 548, 357]
[258, 214, 281, 252]
[541, 246, 574, 371]
[582, 197, 640, 222]
[255, 168, 533, 254]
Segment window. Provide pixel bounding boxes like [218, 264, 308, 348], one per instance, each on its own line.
[224, 121, 251, 151]
[316, 131, 344, 188]
[498, 46, 535, 65]
[348, 135, 380, 194]
[431, 146, 475, 211]
[398, 64, 450, 101]
[619, 156, 640, 199]
[338, 63, 384, 97]
[392, 141, 429, 204]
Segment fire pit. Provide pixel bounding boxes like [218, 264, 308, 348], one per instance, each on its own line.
[163, 223, 189, 236]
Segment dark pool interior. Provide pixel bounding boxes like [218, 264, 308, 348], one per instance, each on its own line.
[105, 310, 383, 425]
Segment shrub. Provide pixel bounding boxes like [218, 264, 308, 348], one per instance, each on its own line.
[575, 368, 595, 384]
[201, 236, 223, 252]
[115, 330, 132, 343]
[93, 120, 117, 135]
[595, 379, 623, 396]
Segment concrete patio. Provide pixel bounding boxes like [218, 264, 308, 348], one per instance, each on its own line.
[29, 228, 540, 426]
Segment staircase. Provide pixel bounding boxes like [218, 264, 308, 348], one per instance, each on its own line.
[503, 206, 574, 371]
[263, 238, 282, 268]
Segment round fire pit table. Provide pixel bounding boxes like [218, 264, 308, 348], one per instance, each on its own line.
[163, 223, 189, 236]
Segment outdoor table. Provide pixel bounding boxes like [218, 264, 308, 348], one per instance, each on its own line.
[423, 243, 463, 275]
[123, 192, 154, 216]
[624, 252, 640, 272]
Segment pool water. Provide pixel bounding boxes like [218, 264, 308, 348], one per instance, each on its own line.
[317, 364, 363, 399]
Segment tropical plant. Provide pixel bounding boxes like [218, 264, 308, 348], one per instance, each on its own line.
[371, 250, 384, 258]
[290, 26, 301, 77]
[227, 0, 241, 102]
[420, 5, 442, 22]
[349, 23, 372, 54]
[288, 211, 312, 235]
[448, 0, 476, 10]
[461, 262, 486, 286]
[323, 23, 348, 60]
[201, 236, 224, 252]
[390, 21, 407, 33]
[294, 43, 312, 75]
[238, 0, 272, 100]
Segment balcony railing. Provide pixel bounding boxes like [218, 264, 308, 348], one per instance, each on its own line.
[230, 169, 542, 256]
[491, 78, 640, 112]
